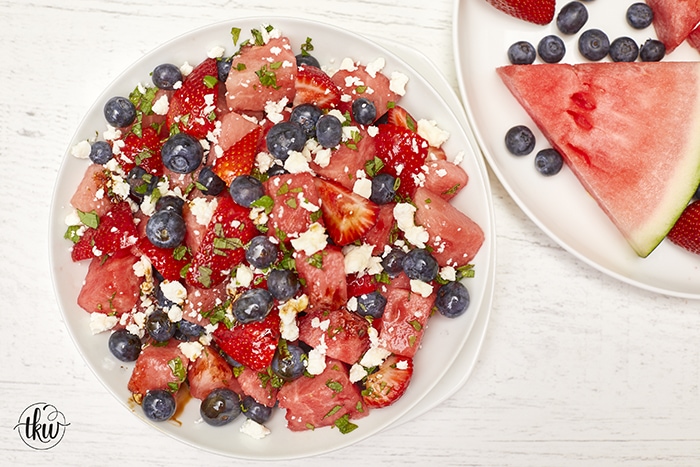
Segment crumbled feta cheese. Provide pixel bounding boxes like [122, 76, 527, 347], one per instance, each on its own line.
[151, 94, 170, 115]
[71, 140, 91, 159]
[64, 210, 81, 226]
[306, 345, 327, 375]
[255, 151, 275, 173]
[365, 57, 385, 78]
[310, 317, 331, 331]
[160, 280, 187, 305]
[132, 255, 152, 277]
[417, 119, 450, 147]
[167, 305, 184, 323]
[349, 363, 368, 383]
[360, 345, 391, 368]
[180, 61, 193, 77]
[231, 264, 254, 289]
[439, 266, 457, 282]
[339, 57, 358, 72]
[389, 71, 409, 96]
[103, 125, 122, 141]
[278, 295, 308, 341]
[264, 97, 289, 124]
[189, 197, 218, 227]
[352, 177, 372, 200]
[343, 243, 382, 277]
[240, 419, 271, 439]
[284, 150, 311, 174]
[290, 222, 328, 256]
[207, 45, 226, 59]
[395, 359, 409, 370]
[313, 147, 332, 168]
[346, 296, 358, 312]
[178, 341, 203, 362]
[89, 313, 118, 334]
[452, 151, 464, 165]
[410, 279, 433, 298]
[394, 203, 429, 248]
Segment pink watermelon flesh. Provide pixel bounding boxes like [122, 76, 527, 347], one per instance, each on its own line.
[646, 0, 700, 53]
[497, 62, 700, 257]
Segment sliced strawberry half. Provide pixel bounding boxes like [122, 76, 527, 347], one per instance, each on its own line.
[166, 57, 220, 139]
[374, 123, 430, 198]
[361, 354, 414, 408]
[134, 236, 192, 282]
[667, 201, 700, 255]
[293, 65, 342, 110]
[314, 178, 379, 246]
[118, 126, 164, 176]
[485, 0, 555, 26]
[346, 273, 378, 298]
[212, 312, 281, 372]
[186, 195, 258, 288]
[71, 227, 97, 262]
[382, 105, 417, 132]
[212, 126, 261, 185]
[92, 201, 139, 256]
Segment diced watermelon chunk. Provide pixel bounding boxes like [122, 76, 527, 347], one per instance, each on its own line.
[236, 367, 278, 408]
[215, 110, 261, 152]
[127, 341, 188, 397]
[422, 159, 469, 200]
[646, 0, 700, 53]
[70, 163, 114, 217]
[361, 203, 396, 255]
[277, 358, 367, 431]
[265, 172, 323, 240]
[187, 346, 241, 400]
[298, 308, 371, 365]
[413, 187, 484, 267]
[77, 249, 143, 315]
[331, 64, 400, 116]
[376, 286, 434, 358]
[295, 245, 348, 311]
[311, 127, 376, 190]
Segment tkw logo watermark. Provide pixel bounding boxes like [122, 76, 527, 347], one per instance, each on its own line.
[14, 402, 70, 450]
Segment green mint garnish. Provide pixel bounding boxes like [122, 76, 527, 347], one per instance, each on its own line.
[230, 27, 241, 45]
[77, 209, 99, 229]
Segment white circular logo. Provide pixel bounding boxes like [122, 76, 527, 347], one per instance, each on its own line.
[14, 403, 69, 450]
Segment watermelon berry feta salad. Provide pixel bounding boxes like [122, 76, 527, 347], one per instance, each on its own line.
[63, 24, 485, 438]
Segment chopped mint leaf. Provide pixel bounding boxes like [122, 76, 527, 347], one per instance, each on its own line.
[203, 75, 218, 89]
[334, 414, 358, 434]
[77, 209, 99, 229]
[230, 27, 241, 45]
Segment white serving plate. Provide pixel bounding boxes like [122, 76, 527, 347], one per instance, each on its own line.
[49, 17, 495, 460]
[454, 0, 700, 298]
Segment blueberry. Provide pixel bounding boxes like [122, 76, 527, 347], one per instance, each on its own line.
[271, 342, 306, 382]
[402, 248, 439, 282]
[507, 41, 537, 65]
[296, 54, 320, 68]
[108, 329, 142, 362]
[289, 104, 323, 139]
[217, 57, 233, 82]
[142, 389, 176, 422]
[578, 29, 610, 61]
[104, 96, 136, 128]
[266, 269, 300, 301]
[534, 148, 564, 176]
[126, 166, 158, 199]
[609, 37, 639, 62]
[151, 63, 183, 90]
[266, 121, 306, 161]
[370, 173, 397, 205]
[245, 235, 278, 269]
[538, 35, 566, 63]
[639, 39, 666, 62]
[155, 195, 185, 214]
[316, 114, 343, 148]
[266, 163, 288, 177]
[174, 319, 205, 342]
[434, 281, 470, 318]
[505, 125, 536, 156]
[355, 291, 387, 320]
[145, 310, 176, 342]
[161, 133, 203, 174]
[556, 2, 588, 35]
[240, 395, 273, 424]
[197, 166, 226, 196]
[200, 388, 241, 427]
[229, 175, 264, 207]
[352, 97, 377, 125]
[381, 247, 406, 277]
[89, 140, 113, 165]
[146, 209, 186, 248]
[232, 288, 274, 324]
[626, 3, 653, 29]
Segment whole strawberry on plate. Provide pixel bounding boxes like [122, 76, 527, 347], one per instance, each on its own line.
[485, 0, 555, 25]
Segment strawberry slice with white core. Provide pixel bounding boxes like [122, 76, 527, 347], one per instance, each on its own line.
[314, 178, 379, 246]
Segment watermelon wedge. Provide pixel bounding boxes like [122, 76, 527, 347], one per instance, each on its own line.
[646, 0, 700, 53]
[497, 62, 700, 257]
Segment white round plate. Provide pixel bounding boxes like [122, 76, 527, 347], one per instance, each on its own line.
[50, 17, 495, 460]
[454, 1, 700, 298]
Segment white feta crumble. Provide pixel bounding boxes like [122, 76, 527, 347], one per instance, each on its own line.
[255, 151, 275, 173]
[452, 150, 464, 165]
[207, 45, 226, 59]
[389, 71, 409, 96]
[89, 313, 118, 334]
[367, 125, 379, 137]
[240, 419, 271, 439]
[264, 96, 290, 124]
[417, 119, 450, 147]
[64, 210, 81, 226]
[439, 266, 457, 282]
[349, 363, 368, 383]
[360, 345, 391, 368]
[278, 295, 308, 341]
[284, 150, 311, 174]
[178, 341, 204, 362]
[339, 57, 358, 72]
[160, 280, 187, 305]
[342, 243, 382, 277]
[352, 177, 373, 200]
[71, 140, 91, 159]
[365, 57, 385, 78]
[132, 255, 152, 277]
[151, 94, 170, 115]
[395, 359, 409, 370]
[410, 279, 433, 298]
[313, 147, 332, 168]
[310, 317, 330, 331]
[167, 305, 184, 323]
[189, 197, 219, 227]
[290, 222, 328, 256]
[393, 203, 429, 248]
[230, 264, 254, 289]
[306, 345, 327, 375]
[103, 125, 122, 141]
[346, 296, 358, 312]
[180, 61, 194, 77]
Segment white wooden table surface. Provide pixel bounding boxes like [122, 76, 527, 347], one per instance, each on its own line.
[2, 0, 699, 465]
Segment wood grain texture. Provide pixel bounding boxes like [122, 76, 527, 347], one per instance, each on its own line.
[1, 0, 699, 465]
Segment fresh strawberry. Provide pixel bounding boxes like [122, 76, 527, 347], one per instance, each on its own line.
[118, 126, 164, 176]
[134, 236, 192, 282]
[212, 312, 281, 372]
[383, 105, 417, 132]
[346, 273, 378, 297]
[361, 354, 414, 408]
[166, 57, 220, 139]
[667, 201, 700, 254]
[186, 195, 258, 288]
[92, 201, 139, 256]
[293, 65, 342, 109]
[212, 126, 261, 185]
[485, 0, 555, 26]
[374, 123, 429, 198]
[314, 178, 379, 246]
[71, 227, 97, 262]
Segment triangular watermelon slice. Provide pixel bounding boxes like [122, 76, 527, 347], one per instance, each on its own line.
[497, 62, 700, 257]
[646, 0, 700, 53]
